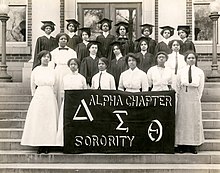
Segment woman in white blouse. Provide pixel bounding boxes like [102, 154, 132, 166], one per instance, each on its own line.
[175, 51, 205, 154]
[91, 57, 116, 90]
[118, 53, 148, 92]
[147, 51, 172, 91]
[56, 58, 87, 146]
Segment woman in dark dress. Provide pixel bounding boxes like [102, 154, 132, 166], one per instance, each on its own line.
[177, 25, 196, 55]
[155, 26, 174, 55]
[33, 21, 58, 70]
[66, 19, 83, 51]
[80, 40, 100, 87]
[135, 36, 155, 73]
[75, 27, 91, 62]
[96, 18, 115, 58]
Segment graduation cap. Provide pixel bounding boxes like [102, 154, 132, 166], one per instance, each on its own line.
[41, 21, 55, 32]
[135, 36, 149, 43]
[115, 21, 129, 27]
[66, 19, 80, 27]
[78, 27, 91, 37]
[177, 25, 190, 36]
[159, 25, 174, 37]
[140, 23, 154, 34]
[87, 40, 101, 49]
[98, 18, 113, 30]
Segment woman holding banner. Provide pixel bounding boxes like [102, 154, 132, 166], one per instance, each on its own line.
[175, 51, 205, 154]
[118, 53, 148, 92]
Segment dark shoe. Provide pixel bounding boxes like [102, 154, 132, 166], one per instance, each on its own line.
[37, 147, 43, 154]
[190, 146, 197, 154]
[43, 147, 49, 154]
[178, 145, 185, 154]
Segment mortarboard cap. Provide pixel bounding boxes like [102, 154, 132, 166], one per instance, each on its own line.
[140, 23, 154, 28]
[98, 18, 113, 30]
[79, 27, 91, 36]
[41, 21, 56, 32]
[159, 25, 174, 37]
[87, 40, 101, 49]
[66, 19, 80, 27]
[177, 25, 190, 35]
[135, 36, 149, 42]
[115, 21, 129, 27]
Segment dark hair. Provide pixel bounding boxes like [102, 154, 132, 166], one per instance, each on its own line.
[116, 25, 128, 35]
[141, 27, 152, 35]
[67, 58, 80, 68]
[160, 28, 174, 37]
[55, 33, 70, 42]
[87, 42, 99, 50]
[101, 22, 112, 30]
[80, 30, 91, 37]
[66, 23, 78, 32]
[155, 51, 168, 60]
[99, 57, 109, 67]
[168, 39, 183, 49]
[125, 53, 140, 66]
[136, 39, 149, 52]
[184, 51, 198, 64]
[33, 50, 52, 69]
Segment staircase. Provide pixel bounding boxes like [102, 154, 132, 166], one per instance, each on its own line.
[0, 82, 220, 172]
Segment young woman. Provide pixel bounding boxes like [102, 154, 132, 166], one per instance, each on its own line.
[165, 39, 187, 91]
[175, 51, 205, 154]
[118, 53, 148, 92]
[33, 21, 58, 69]
[147, 51, 172, 91]
[56, 58, 87, 146]
[96, 18, 115, 58]
[21, 50, 59, 154]
[75, 27, 91, 62]
[91, 57, 116, 90]
[135, 36, 155, 73]
[49, 33, 77, 110]
[80, 40, 100, 87]
[66, 19, 82, 51]
[155, 26, 174, 55]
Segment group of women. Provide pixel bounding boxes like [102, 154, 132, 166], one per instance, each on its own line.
[21, 18, 205, 155]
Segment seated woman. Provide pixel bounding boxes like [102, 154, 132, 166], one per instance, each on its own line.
[56, 58, 87, 146]
[91, 57, 116, 90]
[118, 53, 148, 92]
[147, 51, 172, 91]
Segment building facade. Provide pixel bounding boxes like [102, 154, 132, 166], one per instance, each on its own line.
[0, 0, 219, 82]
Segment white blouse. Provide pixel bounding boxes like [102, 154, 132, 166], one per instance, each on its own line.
[176, 65, 205, 99]
[118, 67, 149, 92]
[91, 70, 116, 90]
[147, 65, 172, 91]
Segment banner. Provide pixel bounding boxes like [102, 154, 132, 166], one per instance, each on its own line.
[64, 90, 175, 154]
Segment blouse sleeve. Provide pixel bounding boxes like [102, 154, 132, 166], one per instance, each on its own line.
[82, 76, 87, 89]
[198, 70, 205, 99]
[141, 73, 149, 92]
[110, 75, 116, 90]
[30, 69, 37, 96]
[118, 73, 125, 91]
[147, 68, 153, 88]
[176, 72, 182, 95]
[91, 76, 95, 89]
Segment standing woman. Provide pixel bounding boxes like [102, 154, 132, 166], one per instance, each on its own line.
[33, 21, 58, 69]
[56, 58, 87, 146]
[118, 53, 148, 92]
[109, 41, 127, 89]
[175, 51, 205, 154]
[155, 26, 174, 55]
[66, 19, 82, 51]
[21, 50, 59, 154]
[49, 33, 77, 110]
[75, 27, 91, 62]
[147, 51, 172, 91]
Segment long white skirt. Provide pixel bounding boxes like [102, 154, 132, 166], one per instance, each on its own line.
[21, 86, 59, 146]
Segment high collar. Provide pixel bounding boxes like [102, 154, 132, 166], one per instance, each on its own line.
[115, 53, 123, 61]
[68, 32, 76, 38]
[90, 54, 96, 59]
[162, 38, 170, 45]
[44, 34, 51, 39]
[103, 31, 109, 38]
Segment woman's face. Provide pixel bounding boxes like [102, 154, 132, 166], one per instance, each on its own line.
[41, 53, 50, 66]
[67, 23, 75, 33]
[157, 54, 167, 66]
[172, 41, 180, 52]
[128, 57, 137, 70]
[89, 44, 98, 55]
[69, 60, 78, 72]
[162, 30, 171, 39]
[59, 35, 68, 47]
[140, 41, 148, 51]
[113, 45, 121, 56]
[44, 26, 52, 35]
[143, 28, 151, 37]
[186, 53, 196, 66]
[98, 59, 107, 71]
[82, 32, 89, 41]
[178, 30, 187, 39]
[102, 23, 110, 32]
[119, 26, 126, 36]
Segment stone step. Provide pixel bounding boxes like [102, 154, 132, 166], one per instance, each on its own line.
[202, 111, 220, 119]
[0, 110, 27, 120]
[202, 102, 220, 111]
[0, 102, 29, 110]
[0, 163, 219, 173]
[0, 150, 219, 164]
[200, 139, 220, 151]
[202, 88, 220, 102]
[204, 129, 220, 139]
[0, 88, 31, 95]
[0, 95, 32, 102]
[203, 119, 220, 129]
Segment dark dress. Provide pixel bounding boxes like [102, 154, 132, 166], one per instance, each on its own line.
[80, 56, 99, 86]
[76, 42, 89, 62]
[109, 56, 127, 89]
[155, 41, 172, 55]
[33, 36, 58, 69]
[116, 37, 134, 56]
[67, 35, 83, 51]
[135, 37, 157, 55]
[136, 52, 155, 73]
[96, 34, 115, 58]
[180, 39, 196, 55]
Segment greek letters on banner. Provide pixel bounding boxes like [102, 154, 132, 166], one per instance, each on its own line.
[64, 90, 175, 153]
